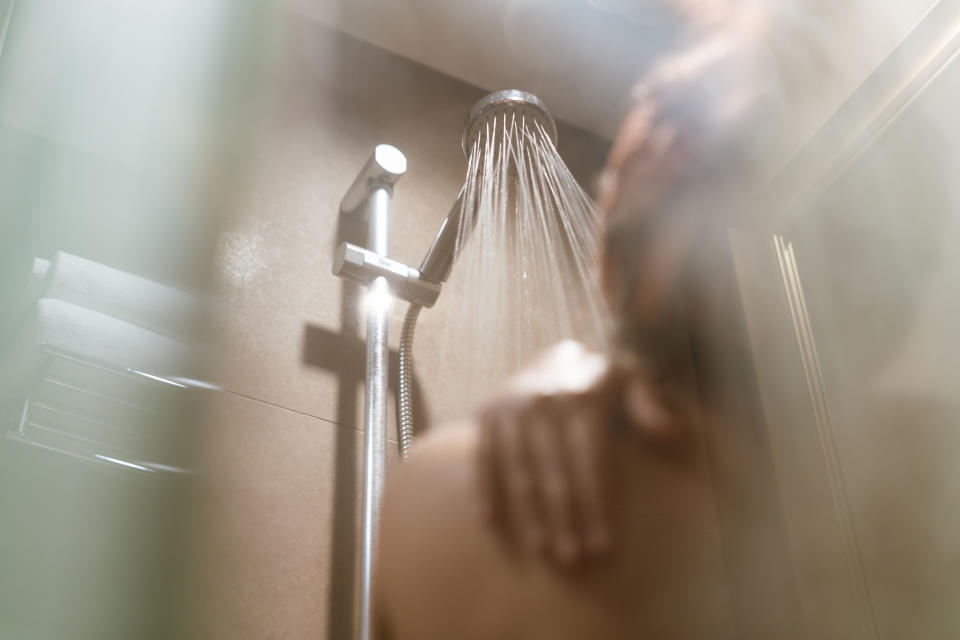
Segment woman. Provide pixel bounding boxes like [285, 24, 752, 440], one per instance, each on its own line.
[375, 5, 795, 638]
[475, 4, 779, 566]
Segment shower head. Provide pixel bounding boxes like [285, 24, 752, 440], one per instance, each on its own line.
[419, 90, 558, 285]
[461, 89, 559, 157]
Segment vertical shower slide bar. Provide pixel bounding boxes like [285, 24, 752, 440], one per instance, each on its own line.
[336, 145, 407, 640]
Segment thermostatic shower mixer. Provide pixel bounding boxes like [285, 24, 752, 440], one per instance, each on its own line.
[332, 144, 442, 308]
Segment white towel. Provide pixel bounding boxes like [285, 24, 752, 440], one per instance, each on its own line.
[0, 298, 194, 403]
[35, 251, 199, 341]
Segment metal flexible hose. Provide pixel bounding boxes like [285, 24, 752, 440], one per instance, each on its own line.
[398, 303, 422, 460]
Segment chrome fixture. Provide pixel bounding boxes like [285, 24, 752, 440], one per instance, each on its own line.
[334, 92, 558, 640]
[399, 90, 558, 459]
[333, 144, 406, 640]
[417, 90, 558, 286]
[461, 88, 558, 156]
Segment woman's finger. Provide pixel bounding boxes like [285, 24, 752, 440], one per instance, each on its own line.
[475, 408, 502, 524]
[564, 406, 610, 556]
[527, 410, 580, 564]
[498, 412, 542, 551]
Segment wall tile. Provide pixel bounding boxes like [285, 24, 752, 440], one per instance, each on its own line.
[207, 10, 609, 434]
[188, 389, 398, 640]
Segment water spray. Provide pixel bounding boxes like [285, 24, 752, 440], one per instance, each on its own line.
[334, 89, 604, 640]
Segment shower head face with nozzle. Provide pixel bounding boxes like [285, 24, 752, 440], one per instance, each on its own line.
[431, 89, 608, 402]
[420, 90, 560, 285]
[461, 89, 559, 157]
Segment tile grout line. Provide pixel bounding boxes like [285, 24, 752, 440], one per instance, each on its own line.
[214, 387, 400, 442]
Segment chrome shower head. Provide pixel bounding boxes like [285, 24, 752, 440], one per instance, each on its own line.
[461, 89, 559, 157]
[419, 90, 558, 286]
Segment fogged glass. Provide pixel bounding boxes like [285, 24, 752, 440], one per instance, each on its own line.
[0, 1, 267, 638]
[731, 17, 960, 638]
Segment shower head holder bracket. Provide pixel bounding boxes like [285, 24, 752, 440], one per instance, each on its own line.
[333, 242, 440, 308]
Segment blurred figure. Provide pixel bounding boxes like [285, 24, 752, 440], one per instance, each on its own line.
[374, 4, 794, 639]
[473, 6, 780, 564]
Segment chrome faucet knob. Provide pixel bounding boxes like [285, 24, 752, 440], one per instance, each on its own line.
[339, 144, 408, 215]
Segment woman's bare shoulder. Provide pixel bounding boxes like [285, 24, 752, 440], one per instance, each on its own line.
[377, 422, 509, 638]
[409, 421, 478, 461]
[382, 422, 480, 530]
[377, 420, 734, 640]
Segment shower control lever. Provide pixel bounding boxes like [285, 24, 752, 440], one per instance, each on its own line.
[333, 242, 441, 308]
[340, 144, 408, 216]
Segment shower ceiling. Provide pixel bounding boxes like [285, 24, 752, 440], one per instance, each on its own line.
[282, 0, 681, 139]
[285, 0, 939, 149]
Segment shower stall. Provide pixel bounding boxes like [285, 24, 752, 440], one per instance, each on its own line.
[2, 1, 958, 640]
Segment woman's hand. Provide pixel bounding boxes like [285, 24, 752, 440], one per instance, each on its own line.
[475, 340, 681, 565]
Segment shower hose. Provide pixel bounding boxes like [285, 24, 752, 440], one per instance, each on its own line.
[397, 303, 421, 460]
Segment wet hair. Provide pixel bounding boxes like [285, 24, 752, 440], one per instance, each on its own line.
[598, 12, 779, 372]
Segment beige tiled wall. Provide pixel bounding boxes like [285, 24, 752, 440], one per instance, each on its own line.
[194, 9, 610, 639]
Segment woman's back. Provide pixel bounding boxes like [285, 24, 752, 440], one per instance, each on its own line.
[375, 422, 734, 640]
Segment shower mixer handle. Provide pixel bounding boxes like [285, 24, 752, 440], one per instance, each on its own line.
[333, 242, 441, 308]
[340, 144, 408, 216]
[334, 144, 441, 306]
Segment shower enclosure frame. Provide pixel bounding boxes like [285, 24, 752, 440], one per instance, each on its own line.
[725, 1, 960, 637]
